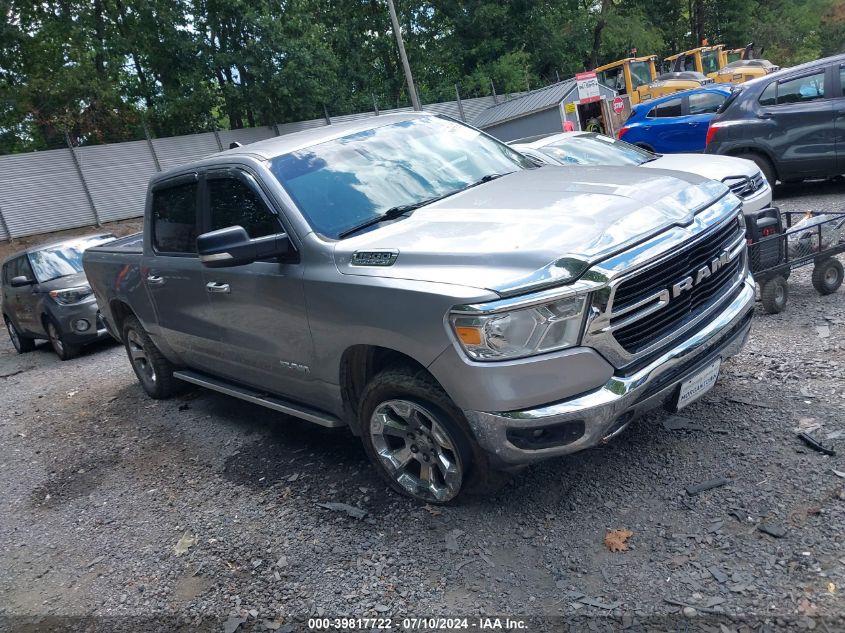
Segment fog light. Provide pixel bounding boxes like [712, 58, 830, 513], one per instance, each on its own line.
[73, 319, 90, 332]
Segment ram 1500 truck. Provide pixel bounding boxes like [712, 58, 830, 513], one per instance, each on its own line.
[83, 112, 755, 503]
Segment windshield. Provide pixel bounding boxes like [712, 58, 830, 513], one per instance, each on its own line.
[269, 116, 534, 239]
[29, 235, 113, 282]
[701, 50, 720, 74]
[629, 61, 652, 89]
[538, 133, 654, 167]
[727, 51, 742, 64]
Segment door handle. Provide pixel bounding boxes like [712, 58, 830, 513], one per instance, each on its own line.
[206, 281, 231, 294]
[757, 112, 774, 119]
[146, 274, 164, 286]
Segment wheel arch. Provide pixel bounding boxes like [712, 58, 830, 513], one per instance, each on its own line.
[339, 344, 434, 434]
[724, 146, 780, 181]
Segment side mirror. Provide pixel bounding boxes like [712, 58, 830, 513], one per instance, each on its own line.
[10, 275, 34, 287]
[197, 225, 290, 268]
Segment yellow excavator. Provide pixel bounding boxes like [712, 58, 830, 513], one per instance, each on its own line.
[593, 55, 712, 105]
[665, 44, 726, 77]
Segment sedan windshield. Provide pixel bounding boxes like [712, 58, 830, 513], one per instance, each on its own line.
[269, 116, 534, 239]
[538, 133, 655, 167]
[29, 235, 113, 282]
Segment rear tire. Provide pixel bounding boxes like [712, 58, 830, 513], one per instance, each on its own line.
[122, 315, 180, 399]
[760, 276, 789, 314]
[45, 317, 80, 361]
[358, 365, 480, 504]
[812, 258, 844, 295]
[733, 152, 776, 186]
[4, 316, 36, 354]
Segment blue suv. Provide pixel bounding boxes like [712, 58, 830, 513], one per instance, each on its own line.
[618, 85, 732, 153]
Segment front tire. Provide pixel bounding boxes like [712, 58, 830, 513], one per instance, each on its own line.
[359, 366, 476, 504]
[45, 317, 80, 360]
[5, 316, 36, 354]
[732, 152, 776, 186]
[122, 315, 180, 399]
[812, 258, 844, 295]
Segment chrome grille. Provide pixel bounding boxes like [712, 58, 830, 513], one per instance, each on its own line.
[610, 217, 743, 355]
[724, 172, 765, 199]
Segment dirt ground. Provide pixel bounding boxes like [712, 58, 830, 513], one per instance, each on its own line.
[1, 181, 844, 632]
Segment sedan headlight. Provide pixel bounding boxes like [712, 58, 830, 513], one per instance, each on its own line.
[449, 295, 587, 361]
[49, 284, 93, 305]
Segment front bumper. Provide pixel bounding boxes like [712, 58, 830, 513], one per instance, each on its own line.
[463, 274, 755, 468]
[53, 299, 111, 345]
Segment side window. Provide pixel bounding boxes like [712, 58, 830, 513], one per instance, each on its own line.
[649, 98, 683, 118]
[18, 256, 35, 280]
[775, 72, 826, 105]
[840, 65, 845, 97]
[152, 181, 198, 254]
[1, 263, 7, 284]
[689, 92, 727, 114]
[208, 177, 281, 239]
[759, 82, 777, 106]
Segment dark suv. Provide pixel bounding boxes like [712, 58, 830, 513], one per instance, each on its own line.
[705, 53, 845, 184]
[2, 234, 115, 359]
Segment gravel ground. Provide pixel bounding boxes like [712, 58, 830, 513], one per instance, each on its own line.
[1, 182, 845, 632]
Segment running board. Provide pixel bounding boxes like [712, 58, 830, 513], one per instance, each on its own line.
[173, 370, 345, 428]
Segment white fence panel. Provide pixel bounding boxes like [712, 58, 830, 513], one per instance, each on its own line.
[0, 149, 96, 238]
[77, 141, 157, 223]
[152, 132, 220, 170]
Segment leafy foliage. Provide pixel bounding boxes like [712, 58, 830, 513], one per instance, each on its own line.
[0, 0, 842, 154]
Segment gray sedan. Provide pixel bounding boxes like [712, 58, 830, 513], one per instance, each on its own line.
[1, 234, 115, 359]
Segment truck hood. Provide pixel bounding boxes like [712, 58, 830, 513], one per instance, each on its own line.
[645, 153, 760, 181]
[334, 166, 730, 296]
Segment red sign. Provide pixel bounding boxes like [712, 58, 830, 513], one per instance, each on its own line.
[612, 96, 625, 115]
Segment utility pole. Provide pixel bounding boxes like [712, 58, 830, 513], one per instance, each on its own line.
[386, 0, 421, 111]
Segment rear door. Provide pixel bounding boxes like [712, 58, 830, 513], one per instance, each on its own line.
[644, 97, 691, 153]
[199, 168, 316, 403]
[835, 64, 845, 172]
[685, 90, 728, 151]
[143, 174, 222, 370]
[758, 67, 836, 177]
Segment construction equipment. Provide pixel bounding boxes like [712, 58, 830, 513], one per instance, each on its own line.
[594, 56, 658, 105]
[713, 44, 779, 84]
[665, 45, 726, 78]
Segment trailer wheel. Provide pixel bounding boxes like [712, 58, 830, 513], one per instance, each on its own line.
[760, 276, 788, 314]
[811, 258, 844, 296]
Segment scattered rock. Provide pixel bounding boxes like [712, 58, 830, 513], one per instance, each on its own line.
[685, 477, 729, 495]
[758, 523, 787, 538]
[316, 502, 367, 520]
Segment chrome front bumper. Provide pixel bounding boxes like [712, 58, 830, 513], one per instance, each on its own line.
[464, 274, 755, 468]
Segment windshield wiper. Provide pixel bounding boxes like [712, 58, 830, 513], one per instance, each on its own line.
[337, 173, 512, 239]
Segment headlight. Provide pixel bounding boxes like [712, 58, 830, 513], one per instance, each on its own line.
[449, 295, 587, 361]
[49, 284, 93, 305]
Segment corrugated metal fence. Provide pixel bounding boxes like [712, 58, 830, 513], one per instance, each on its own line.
[0, 94, 499, 241]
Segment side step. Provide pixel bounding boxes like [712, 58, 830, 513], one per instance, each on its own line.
[173, 370, 345, 429]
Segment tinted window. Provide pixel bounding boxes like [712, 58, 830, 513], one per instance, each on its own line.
[649, 98, 683, 118]
[841, 65, 845, 97]
[269, 116, 534, 239]
[8, 256, 34, 282]
[689, 92, 727, 114]
[152, 182, 198, 254]
[776, 72, 825, 104]
[759, 82, 777, 106]
[209, 177, 281, 239]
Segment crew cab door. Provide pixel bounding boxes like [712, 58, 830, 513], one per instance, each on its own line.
[685, 91, 728, 151]
[835, 64, 845, 172]
[143, 174, 221, 369]
[199, 168, 315, 403]
[756, 67, 836, 177]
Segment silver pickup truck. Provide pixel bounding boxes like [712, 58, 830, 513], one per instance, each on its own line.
[83, 112, 755, 503]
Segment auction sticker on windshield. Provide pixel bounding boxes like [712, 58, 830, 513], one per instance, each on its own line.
[676, 358, 721, 410]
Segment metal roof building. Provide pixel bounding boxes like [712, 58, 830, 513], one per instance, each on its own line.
[471, 78, 616, 142]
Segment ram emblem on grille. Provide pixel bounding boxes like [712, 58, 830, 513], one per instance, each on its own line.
[671, 250, 733, 299]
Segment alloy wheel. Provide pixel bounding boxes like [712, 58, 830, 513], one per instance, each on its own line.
[126, 328, 156, 385]
[47, 321, 63, 356]
[369, 400, 463, 502]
